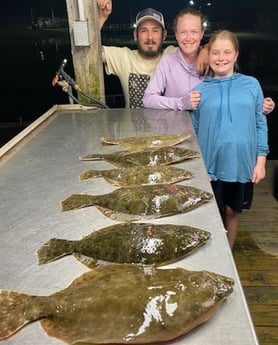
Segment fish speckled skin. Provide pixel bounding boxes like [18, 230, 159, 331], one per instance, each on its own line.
[79, 165, 194, 186]
[37, 223, 211, 267]
[61, 184, 213, 221]
[101, 132, 191, 150]
[0, 264, 234, 344]
[79, 146, 199, 167]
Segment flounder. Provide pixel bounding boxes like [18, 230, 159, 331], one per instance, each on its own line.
[0, 264, 234, 344]
[79, 165, 193, 186]
[61, 184, 213, 221]
[101, 132, 191, 150]
[79, 145, 199, 167]
[37, 222, 211, 267]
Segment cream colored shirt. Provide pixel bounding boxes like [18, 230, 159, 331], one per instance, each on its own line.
[103, 45, 176, 108]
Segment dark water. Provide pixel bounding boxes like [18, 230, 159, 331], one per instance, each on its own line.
[0, 31, 127, 125]
[0, 31, 277, 158]
[0, 33, 70, 123]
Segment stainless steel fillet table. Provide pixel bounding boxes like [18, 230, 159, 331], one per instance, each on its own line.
[0, 105, 259, 345]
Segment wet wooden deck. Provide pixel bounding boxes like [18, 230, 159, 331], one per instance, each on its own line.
[233, 160, 278, 345]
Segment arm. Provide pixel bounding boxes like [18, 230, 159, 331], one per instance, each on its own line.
[253, 85, 269, 183]
[190, 107, 200, 137]
[97, 0, 112, 29]
[143, 73, 191, 110]
[143, 55, 198, 110]
[252, 156, 266, 184]
[143, 60, 175, 110]
[196, 45, 210, 76]
[263, 97, 275, 115]
[190, 86, 202, 136]
[97, 0, 112, 63]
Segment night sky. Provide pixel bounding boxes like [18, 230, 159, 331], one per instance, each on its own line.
[0, 0, 278, 29]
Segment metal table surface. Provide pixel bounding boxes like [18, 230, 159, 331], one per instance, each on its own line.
[0, 106, 258, 345]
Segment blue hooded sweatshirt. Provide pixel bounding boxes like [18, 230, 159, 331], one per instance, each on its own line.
[191, 73, 269, 183]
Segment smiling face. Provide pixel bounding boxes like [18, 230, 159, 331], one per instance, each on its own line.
[134, 19, 167, 58]
[175, 13, 204, 63]
[208, 31, 239, 78]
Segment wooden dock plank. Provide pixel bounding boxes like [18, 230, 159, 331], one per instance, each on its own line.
[243, 287, 278, 305]
[255, 327, 278, 345]
[237, 270, 278, 287]
[233, 255, 277, 271]
[233, 160, 278, 345]
[248, 305, 278, 326]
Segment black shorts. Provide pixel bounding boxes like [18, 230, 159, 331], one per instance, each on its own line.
[211, 180, 254, 213]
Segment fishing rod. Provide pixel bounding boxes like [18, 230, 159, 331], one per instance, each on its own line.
[52, 58, 109, 109]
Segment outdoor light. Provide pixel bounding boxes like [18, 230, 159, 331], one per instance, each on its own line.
[189, 1, 212, 9]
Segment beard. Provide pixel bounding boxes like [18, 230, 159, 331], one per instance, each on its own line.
[137, 40, 164, 58]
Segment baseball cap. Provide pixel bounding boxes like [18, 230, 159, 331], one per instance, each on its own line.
[135, 8, 165, 30]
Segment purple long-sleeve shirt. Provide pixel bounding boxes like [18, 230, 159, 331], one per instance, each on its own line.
[143, 48, 204, 110]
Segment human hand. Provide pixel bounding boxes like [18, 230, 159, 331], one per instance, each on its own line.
[196, 45, 210, 75]
[252, 157, 266, 184]
[262, 97, 275, 115]
[97, 0, 112, 28]
[190, 90, 201, 110]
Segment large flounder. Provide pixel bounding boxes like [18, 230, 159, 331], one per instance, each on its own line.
[79, 165, 193, 186]
[0, 264, 234, 344]
[101, 132, 191, 150]
[37, 223, 211, 267]
[79, 146, 199, 167]
[61, 184, 213, 221]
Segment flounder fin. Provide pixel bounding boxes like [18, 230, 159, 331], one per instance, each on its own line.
[181, 132, 191, 140]
[79, 153, 105, 161]
[73, 253, 99, 269]
[0, 290, 35, 340]
[101, 136, 119, 145]
[79, 170, 103, 181]
[61, 194, 95, 211]
[95, 205, 138, 222]
[71, 342, 99, 345]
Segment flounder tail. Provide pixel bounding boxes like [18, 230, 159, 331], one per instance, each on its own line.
[61, 194, 96, 211]
[79, 169, 104, 181]
[0, 290, 37, 340]
[37, 238, 76, 265]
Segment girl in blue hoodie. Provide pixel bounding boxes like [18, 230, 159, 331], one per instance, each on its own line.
[191, 30, 269, 248]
